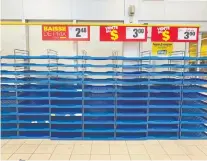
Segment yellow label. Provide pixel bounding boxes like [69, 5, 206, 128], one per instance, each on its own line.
[44, 26, 66, 32]
[189, 42, 197, 63]
[200, 33, 207, 57]
[152, 42, 173, 56]
[110, 29, 119, 41]
[162, 30, 170, 41]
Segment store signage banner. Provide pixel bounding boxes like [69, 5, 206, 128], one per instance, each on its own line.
[152, 42, 173, 56]
[99, 26, 125, 41]
[151, 26, 199, 42]
[42, 25, 69, 40]
[42, 25, 198, 42]
[42, 25, 90, 41]
[99, 26, 147, 41]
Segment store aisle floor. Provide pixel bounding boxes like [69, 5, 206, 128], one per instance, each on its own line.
[1, 140, 207, 160]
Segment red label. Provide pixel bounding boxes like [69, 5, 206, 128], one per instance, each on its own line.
[151, 26, 178, 42]
[100, 26, 125, 41]
[42, 25, 68, 40]
[151, 26, 199, 42]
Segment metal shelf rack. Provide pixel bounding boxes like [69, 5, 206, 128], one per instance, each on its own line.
[1, 53, 207, 140]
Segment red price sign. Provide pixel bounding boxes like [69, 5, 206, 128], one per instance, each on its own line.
[151, 26, 177, 42]
[99, 26, 125, 41]
[151, 26, 199, 42]
[42, 25, 68, 41]
[100, 26, 147, 42]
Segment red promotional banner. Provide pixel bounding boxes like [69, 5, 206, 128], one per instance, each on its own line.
[151, 26, 199, 42]
[42, 25, 69, 40]
[100, 26, 125, 41]
[100, 26, 147, 42]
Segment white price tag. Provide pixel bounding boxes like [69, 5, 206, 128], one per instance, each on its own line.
[178, 28, 198, 41]
[68, 26, 90, 40]
[126, 27, 146, 41]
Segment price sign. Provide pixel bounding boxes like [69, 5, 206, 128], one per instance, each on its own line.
[151, 26, 199, 42]
[99, 26, 125, 41]
[125, 27, 147, 41]
[151, 26, 177, 42]
[42, 25, 69, 41]
[68, 26, 90, 41]
[100, 26, 147, 42]
[178, 28, 198, 42]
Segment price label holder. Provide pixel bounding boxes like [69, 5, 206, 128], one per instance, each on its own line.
[125, 26, 147, 41]
[178, 28, 198, 42]
[68, 26, 90, 41]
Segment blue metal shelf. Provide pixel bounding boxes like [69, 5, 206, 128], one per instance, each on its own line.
[1, 55, 207, 139]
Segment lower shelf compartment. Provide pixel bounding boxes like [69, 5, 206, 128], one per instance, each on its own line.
[148, 124, 179, 132]
[148, 132, 179, 139]
[180, 132, 207, 139]
[116, 132, 147, 139]
[51, 132, 82, 139]
[1, 131, 17, 138]
[20, 131, 49, 137]
[84, 132, 114, 140]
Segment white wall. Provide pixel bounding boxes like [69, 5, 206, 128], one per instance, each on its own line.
[72, 0, 124, 20]
[1, 0, 23, 20]
[1, 0, 207, 57]
[23, 0, 72, 20]
[1, 0, 207, 23]
[165, 1, 207, 21]
[0, 26, 26, 56]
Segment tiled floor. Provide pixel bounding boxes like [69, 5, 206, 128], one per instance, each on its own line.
[1, 139, 207, 160]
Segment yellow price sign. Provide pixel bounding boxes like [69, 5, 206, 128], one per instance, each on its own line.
[152, 42, 173, 56]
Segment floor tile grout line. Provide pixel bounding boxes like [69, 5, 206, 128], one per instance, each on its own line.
[68, 152, 72, 161]
[195, 144, 207, 156]
[158, 140, 175, 159]
[48, 143, 59, 160]
[2, 140, 207, 160]
[23, 140, 43, 145]
[143, 142, 151, 157]
[89, 142, 93, 160]
[125, 143, 131, 158]
[32, 142, 42, 154]
[177, 143, 206, 157]
[143, 142, 153, 160]
[109, 143, 112, 160]
[125, 140, 131, 158]
[7, 142, 25, 160]
[193, 144, 206, 156]
[70, 142, 76, 156]
[27, 143, 42, 160]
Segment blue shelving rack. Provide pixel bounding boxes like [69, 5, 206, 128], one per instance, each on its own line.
[1, 52, 207, 140]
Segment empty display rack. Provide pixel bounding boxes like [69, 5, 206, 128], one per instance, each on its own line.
[1, 52, 207, 140]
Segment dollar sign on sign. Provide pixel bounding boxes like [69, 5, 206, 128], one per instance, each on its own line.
[110, 29, 119, 41]
[162, 30, 170, 41]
